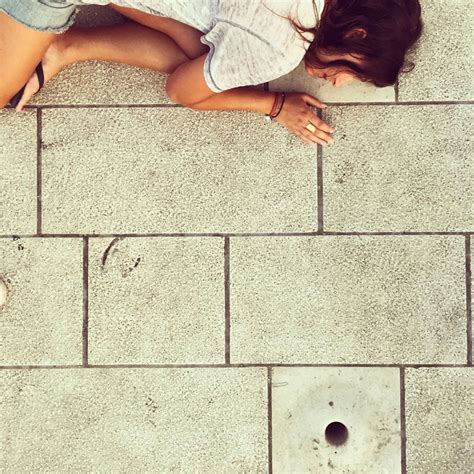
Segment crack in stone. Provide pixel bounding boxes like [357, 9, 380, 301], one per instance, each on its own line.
[101, 237, 125, 267]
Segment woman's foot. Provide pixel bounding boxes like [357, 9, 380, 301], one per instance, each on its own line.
[15, 35, 70, 112]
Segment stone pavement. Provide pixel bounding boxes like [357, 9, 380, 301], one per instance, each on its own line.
[1, 2, 473, 472]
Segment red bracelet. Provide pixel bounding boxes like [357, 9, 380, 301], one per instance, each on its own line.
[266, 92, 286, 119]
[272, 92, 286, 118]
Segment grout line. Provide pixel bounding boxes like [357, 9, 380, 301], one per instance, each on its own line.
[0, 363, 471, 370]
[466, 235, 472, 365]
[11, 100, 473, 110]
[400, 367, 407, 473]
[267, 366, 273, 473]
[36, 108, 42, 235]
[28, 103, 182, 109]
[1, 232, 472, 239]
[83, 237, 89, 367]
[224, 237, 230, 364]
[317, 109, 324, 233]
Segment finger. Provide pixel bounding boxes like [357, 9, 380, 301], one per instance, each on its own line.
[302, 93, 327, 109]
[312, 116, 336, 134]
[302, 121, 334, 144]
[296, 130, 315, 145]
[301, 129, 328, 146]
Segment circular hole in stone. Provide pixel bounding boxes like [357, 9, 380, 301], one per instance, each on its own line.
[0, 276, 8, 307]
[325, 421, 348, 446]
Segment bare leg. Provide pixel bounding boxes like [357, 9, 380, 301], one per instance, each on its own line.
[0, 11, 56, 108]
[107, 4, 209, 59]
[15, 17, 209, 111]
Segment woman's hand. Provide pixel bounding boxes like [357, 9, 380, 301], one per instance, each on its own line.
[275, 92, 335, 146]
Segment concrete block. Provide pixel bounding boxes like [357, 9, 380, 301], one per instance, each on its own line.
[0, 110, 37, 234]
[41, 108, 317, 233]
[323, 105, 473, 232]
[398, 0, 474, 101]
[230, 235, 466, 364]
[405, 367, 474, 472]
[88, 237, 225, 364]
[269, 61, 395, 103]
[272, 367, 400, 472]
[0, 367, 268, 471]
[0, 238, 83, 365]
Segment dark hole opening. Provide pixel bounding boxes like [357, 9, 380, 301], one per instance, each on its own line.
[325, 421, 348, 446]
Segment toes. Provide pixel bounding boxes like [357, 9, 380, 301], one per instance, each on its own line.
[15, 75, 39, 112]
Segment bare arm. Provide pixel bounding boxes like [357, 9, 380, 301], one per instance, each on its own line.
[165, 54, 276, 115]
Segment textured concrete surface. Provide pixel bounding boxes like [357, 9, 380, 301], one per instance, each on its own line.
[0, 110, 37, 235]
[0, 2, 472, 472]
[398, 0, 474, 101]
[41, 108, 317, 234]
[230, 235, 466, 364]
[272, 367, 400, 473]
[0, 238, 83, 365]
[270, 60, 395, 103]
[405, 368, 474, 473]
[322, 104, 474, 232]
[0, 368, 268, 471]
[88, 237, 225, 364]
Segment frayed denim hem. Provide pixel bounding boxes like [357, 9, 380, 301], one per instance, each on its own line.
[0, 4, 78, 34]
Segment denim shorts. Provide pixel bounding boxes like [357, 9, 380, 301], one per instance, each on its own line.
[0, 0, 79, 33]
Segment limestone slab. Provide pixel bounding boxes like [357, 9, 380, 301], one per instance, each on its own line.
[88, 237, 225, 364]
[405, 367, 474, 473]
[398, 0, 474, 101]
[323, 105, 473, 232]
[269, 61, 395, 103]
[272, 367, 400, 473]
[0, 367, 268, 471]
[0, 110, 37, 234]
[230, 235, 466, 364]
[0, 237, 83, 365]
[41, 108, 317, 234]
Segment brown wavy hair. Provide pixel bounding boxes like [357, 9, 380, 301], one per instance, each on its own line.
[265, 0, 423, 87]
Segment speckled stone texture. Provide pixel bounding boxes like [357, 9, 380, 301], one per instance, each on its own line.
[88, 236, 225, 364]
[405, 368, 474, 473]
[41, 108, 317, 234]
[398, 0, 474, 101]
[322, 104, 473, 232]
[0, 110, 37, 234]
[0, 368, 268, 471]
[0, 1, 472, 472]
[0, 238, 83, 365]
[230, 235, 466, 364]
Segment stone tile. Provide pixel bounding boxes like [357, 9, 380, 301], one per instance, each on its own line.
[41, 108, 317, 234]
[88, 237, 224, 364]
[0, 238, 83, 365]
[30, 61, 171, 106]
[405, 367, 474, 473]
[322, 105, 473, 232]
[398, 0, 474, 101]
[0, 110, 37, 234]
[0, 367, 268, 471]
[269, 60, 395, 103]
[271, 367, 400, 472]
[74, 4, 125, 28]
[230, 235, 466, 364]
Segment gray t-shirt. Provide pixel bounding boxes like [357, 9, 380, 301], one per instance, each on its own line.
[76, 0, 323, 92]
